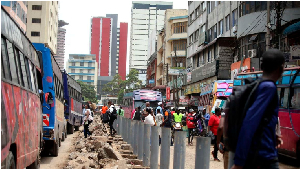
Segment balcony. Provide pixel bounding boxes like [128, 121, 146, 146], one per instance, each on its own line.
[168, 50, 186, 58]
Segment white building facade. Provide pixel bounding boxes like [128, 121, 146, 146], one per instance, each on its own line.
[129, 1, 173, 84]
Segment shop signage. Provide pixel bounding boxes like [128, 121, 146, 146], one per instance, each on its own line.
[290, 45, 300, 60]
[200, 77, 217, 96]
[166, 86, 170, 100]
[187, 72, 192, 82]
[192, 60, 217, 83]
[230, 58, 251, 80]
[149, 79, 155, 84]
[179, 96, 190, 106]
[190, 96, 200, 106]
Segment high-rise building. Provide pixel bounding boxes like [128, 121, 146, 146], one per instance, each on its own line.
[55, 20, 69, 70]
[66, 54, 98, 92]
[26, 1, 59, 55]
[1, 1, 27, 33]
[129, 1, 173, 84]
[118, 22, 128, 80]
[90, 14, 128, 97]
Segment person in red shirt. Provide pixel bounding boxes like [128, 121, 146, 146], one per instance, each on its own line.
[186, 109, 196, 146]
[208, 107, 221, 161]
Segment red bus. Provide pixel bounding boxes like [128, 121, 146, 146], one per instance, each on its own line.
[234, 67, 300, 161]
[1, 7, 44, 168]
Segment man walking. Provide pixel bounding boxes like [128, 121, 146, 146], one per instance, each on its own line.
[83, 110, 93, 138]
[108, 102, 117, 136]
[232, 49, 284, 169]
[118, 106, 124, 116]
[208, 108, 221, 161]
[186, 109, 196, 146]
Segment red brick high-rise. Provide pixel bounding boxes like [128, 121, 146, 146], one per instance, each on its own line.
[118, 22, 128, 80]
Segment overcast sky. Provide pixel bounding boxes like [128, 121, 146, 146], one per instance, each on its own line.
[59, 0, 188, 75]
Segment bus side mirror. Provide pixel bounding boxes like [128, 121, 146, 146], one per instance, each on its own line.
[45, 92, 54, 105]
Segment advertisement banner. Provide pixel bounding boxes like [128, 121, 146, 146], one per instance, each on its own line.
[230, 58, 251, 80]
[291, 45, 300, 60]
[166, 86, 170, 100]
[149, 79, 155, 84]
[187, 72, 192, 82]
[179, 96, 190, 106]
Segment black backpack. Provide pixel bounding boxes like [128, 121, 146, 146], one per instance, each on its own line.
[111, 108, 117, 119]
[133, 110, 141, 120]
[224, 79, 264, 152]
[102, 110, 110, 123]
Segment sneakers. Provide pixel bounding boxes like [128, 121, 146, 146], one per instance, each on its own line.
[214, 158, 221, 162]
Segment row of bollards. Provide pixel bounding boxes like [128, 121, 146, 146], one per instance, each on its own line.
[114, 116, 211, 169]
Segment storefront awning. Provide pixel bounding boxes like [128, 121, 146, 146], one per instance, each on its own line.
[283, 21, 300, 35]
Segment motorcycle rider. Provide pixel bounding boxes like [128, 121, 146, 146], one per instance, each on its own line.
[173, 109, 184, 123]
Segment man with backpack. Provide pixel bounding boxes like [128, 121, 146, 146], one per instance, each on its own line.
[226, 49, 284, 169]
[108, 102, 117, 136]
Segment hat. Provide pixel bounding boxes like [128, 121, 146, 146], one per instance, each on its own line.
[158, 102, 162, 105]
[189, 109, 194, 112]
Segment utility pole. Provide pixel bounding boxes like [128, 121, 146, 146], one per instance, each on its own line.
[275, 2, 282, 49]
[266, 1, 271, 50]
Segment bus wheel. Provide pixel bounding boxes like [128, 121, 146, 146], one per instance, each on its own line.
[59, 138, 61, 147]
[74, 126, 79, 131]
[6, 151, 16, 169]
[61, 132, 65, 142]
[51, 137, 59, 157]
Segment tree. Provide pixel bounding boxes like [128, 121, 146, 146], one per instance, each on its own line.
[102, 69, 143, 101]
[77, 81, 97, 103]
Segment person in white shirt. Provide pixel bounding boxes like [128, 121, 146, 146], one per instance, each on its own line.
[82, 110, 93, 138]
[144, 112, 155, 126]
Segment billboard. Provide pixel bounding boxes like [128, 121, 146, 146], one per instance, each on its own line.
[166, 86, 170, 100]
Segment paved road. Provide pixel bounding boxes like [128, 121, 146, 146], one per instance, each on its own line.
[40, 130, 79, 169]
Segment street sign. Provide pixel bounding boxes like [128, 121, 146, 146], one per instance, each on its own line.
[166, 86, 170, 100]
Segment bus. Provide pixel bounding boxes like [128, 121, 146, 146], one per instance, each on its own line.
[234, 67, 300, 161]
[33, 43, 65, 157]
[1, 7, 43, 168]
[122, 90, 162, 118]
[63, 71, 83, 133]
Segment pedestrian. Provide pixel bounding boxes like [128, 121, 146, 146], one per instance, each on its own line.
[108, 102, 117, 136]
[156, 102, 163, 116]
[208, 107, 221, 161]
[83, 110, 93, 138]
[155, 109, 164, 145]
[133, 107, 142, 121]
[144, 111, 155, 126]
[217, 106, 229, 168]
[186, 109, 196, 146]
[131, 108, 136, 120]
[162, 107, 173, 146]
[202, 109, 210, 128]
[102, 103, 108, 117]
[231, 49, 284, 169]
[118, 106, 124, 116]
[173, 109, 184, 123]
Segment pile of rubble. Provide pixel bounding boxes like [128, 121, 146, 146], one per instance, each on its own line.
[65, 115, 149, 169]
[65, 115, 120, 169]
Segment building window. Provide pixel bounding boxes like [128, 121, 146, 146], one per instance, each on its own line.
[80, 69, 83, 73]
[232, 9, 237, 27]
[71, 69, 75, 73]
[202, 2, 206, 11]
[194, 29, 199, 42]
[208, 49, 211, 62]
[32, 5, 42, 10]
[71, 75, 75, 79]
[88, 63, 92, 67]
[189, 34, 194, 45]
[189, 12, 194, 24]
[88, 70, 92, 73]
[71, 62, 75, 66]
[172, 40, 187, 51]
[218, 19, 223, 36]
[225, 15, 230, 32]
[80, 62, 84, 66]
[207, 1, 211, 14]
[214, 44, 218, 59]
[31, 31, 40, 36]
[87, 76, 91, 80]
[79, 76, 83, 80]
[32, 18, 41, 23]
[213, 24, 217, 39]
[195, 5, 200, 17]
[172, 22, 187, 34]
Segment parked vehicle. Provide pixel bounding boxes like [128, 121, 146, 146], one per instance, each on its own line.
[33, 43, 65, 157]
[1, 7, 43, 168]
[234, 67, 300, 161]
[63, 71, 83, 133]
[122, 90, 162, 118]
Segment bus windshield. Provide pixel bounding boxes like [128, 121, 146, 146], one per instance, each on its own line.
[134, 100, 159, 109]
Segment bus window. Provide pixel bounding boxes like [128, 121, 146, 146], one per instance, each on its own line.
[282, 88, 289, 108]
[28, 61, 36, 93]
[19, 52, 29, 89]
[1, 38, 11, 80]
[24, 57, 33, 90]
[290, 88, 300, 109]
[6, 40, 19, 84]
[14, 48, 24, 87]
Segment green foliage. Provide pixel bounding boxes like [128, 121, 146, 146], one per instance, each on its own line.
[102, 69, 142, 97]
[77, 81, 97, 103]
